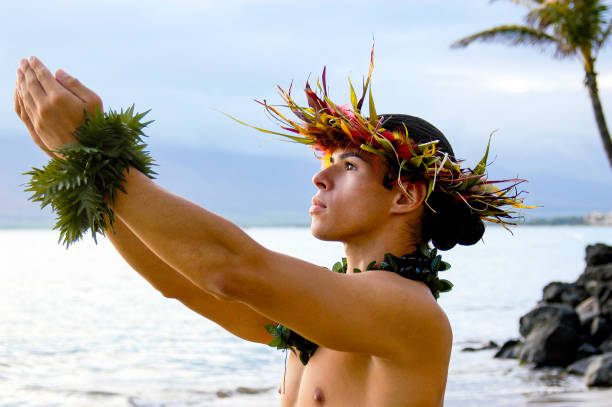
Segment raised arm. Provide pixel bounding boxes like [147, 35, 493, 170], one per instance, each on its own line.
[15, 56, 451, 363]
[14, 57, 273, 344]
[105, 215, 273, 344]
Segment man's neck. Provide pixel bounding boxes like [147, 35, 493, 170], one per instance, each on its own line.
[343, 224, 421, 273]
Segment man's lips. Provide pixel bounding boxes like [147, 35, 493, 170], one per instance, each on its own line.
[311, 197, 326, 208]
[310, 197, 326, 214]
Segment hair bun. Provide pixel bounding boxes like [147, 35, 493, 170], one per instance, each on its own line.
[423, 192, 485, 251]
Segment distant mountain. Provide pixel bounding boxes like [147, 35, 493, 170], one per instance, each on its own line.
[0, 136, 319, 228]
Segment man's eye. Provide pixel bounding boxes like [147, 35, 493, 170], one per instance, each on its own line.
[345, 162, 356, 170]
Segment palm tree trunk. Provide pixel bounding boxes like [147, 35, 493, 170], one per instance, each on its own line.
[584, 71, 612, 172]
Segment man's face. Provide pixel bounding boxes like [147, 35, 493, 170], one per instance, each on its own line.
[310, 148, 395, 242]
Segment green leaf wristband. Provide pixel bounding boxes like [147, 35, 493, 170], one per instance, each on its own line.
[24, 106, 156, 247]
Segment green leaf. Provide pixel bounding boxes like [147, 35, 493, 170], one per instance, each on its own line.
[368, 87, 377, 125]
[265, 324, 279, 336]
[359, 144, 387, 159]
[437, 279, 454, 292]
[348, 77, 358, 111]
[24, 106, 156, 248]
[473, 135, 492, 176]
[431, 255, 441, 271]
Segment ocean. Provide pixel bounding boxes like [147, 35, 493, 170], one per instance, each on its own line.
[1, 226, 612, 406]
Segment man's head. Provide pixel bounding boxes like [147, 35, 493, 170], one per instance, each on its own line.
[236, 54, 529, 250]
[310, 147, 426, 245]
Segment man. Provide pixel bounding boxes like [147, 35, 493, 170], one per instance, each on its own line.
[15, 55, 522, 406]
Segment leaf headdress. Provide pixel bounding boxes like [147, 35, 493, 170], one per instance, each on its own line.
[228, 47, 532, 227]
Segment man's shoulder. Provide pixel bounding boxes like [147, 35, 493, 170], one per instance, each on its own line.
[357, 269, 453, 352]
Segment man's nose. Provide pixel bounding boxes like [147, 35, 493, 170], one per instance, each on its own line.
[312, 168, 330, 190]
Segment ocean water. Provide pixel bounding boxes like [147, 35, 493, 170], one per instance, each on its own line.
[1, 226, 612, 407]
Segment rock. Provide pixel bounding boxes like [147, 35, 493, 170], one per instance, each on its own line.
[518, 304, 581, 367]
[579, 264, 612, 284]
[519, 322, 581, 367]
[586, 243, 612, 267]
[567, 355, 601, 376]
[494, 339, 521, 359]
[461, 340, 498, 352]
[519, 304, 580, 338]
[542, 282, 588, 307]
[585, 280, 600, 297]
[590, 316, 612, 346]
[576, 342, 602, 360]
[602, 298, 612, 320]
[600, 337, 612, 353]
[575, 296, 600, 323]
[584, 352, 612, 387]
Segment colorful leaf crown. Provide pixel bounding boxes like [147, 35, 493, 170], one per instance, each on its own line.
[228, 48, 532, 227]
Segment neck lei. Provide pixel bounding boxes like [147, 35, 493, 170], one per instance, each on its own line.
[265, 244, 452, 365]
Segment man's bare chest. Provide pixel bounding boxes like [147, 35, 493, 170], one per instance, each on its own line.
[279, 347, 371, 407]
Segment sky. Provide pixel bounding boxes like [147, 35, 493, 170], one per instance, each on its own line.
[1, 0, 612, 226]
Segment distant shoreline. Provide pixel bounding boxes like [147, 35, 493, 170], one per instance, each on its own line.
[2, 218, 612, 230]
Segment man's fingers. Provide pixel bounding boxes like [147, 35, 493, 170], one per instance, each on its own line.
[55, 69, 88, 103]
[16, 89, 51, 155]
[14, 88, 20, 116]
[28, 56, 57, 94]
[56, 69, 103, 111]
[17, 67, 38, 115]
[21, 59, 47, 99]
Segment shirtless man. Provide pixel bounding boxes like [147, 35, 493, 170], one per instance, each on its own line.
[15, 55, 522, 406]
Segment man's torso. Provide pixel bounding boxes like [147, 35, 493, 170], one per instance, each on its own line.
[279, 344, 448, 407]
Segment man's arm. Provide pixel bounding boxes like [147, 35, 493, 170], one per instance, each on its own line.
[105, 215, 274, 344]
[17, 56, 451, 362]
[14, 58, 274, 345]
[112, 169, 451, 361]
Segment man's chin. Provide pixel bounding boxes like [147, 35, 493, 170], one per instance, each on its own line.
[310, 220, 341, 242]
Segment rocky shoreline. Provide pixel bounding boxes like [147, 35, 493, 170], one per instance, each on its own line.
[493, 243, 612, 387]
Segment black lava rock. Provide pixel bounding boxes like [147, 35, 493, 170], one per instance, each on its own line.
[519, 304, 581, 338]
[542, 282, 588, 307]
[585, 352, 612, 387]
[586, 244, 612, 267]
[494, 339, 521, 359]
[462, 340, 498, 352]
[567, 355, 602, 376]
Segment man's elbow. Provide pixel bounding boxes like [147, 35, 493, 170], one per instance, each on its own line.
[199, 250, 265, 302]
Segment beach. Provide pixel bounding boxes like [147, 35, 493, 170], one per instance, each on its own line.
[2, 226, 612, 406]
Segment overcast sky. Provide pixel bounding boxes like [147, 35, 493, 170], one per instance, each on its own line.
[2, 0, 612, 222]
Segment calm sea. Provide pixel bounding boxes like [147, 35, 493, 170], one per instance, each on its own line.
[2, 226, 612, 407]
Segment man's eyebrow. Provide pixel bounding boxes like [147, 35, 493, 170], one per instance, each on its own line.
[330, 151, 365, 163]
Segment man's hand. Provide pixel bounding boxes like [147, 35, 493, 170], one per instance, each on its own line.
[14, 56, 103, 156]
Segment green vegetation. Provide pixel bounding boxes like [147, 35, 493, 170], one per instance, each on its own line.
[452, 0, 612, 174]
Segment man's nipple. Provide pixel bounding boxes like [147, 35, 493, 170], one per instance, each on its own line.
[313, 387, 325, 404]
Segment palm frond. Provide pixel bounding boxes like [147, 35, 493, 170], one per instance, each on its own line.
[595, 18, 612, 53]
[489, 0, 543, 6]
[526, 1, 569, 30]
[451, 24, 561, 50]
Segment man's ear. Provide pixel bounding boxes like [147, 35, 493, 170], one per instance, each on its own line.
[390, 181, 427, 214]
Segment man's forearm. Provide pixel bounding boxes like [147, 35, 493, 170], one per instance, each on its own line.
[105, 213, 273, 343]
[112, 168, 262, 297]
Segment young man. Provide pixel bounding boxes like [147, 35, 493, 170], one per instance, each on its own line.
[15, 55, 523, 406]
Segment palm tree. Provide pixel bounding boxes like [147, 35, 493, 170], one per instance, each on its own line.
[452, 0, 612, 173]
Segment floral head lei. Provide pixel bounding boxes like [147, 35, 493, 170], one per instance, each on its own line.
[229, 47, 532, 227]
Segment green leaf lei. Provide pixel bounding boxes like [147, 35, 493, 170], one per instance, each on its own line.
[24, 106, 156, 247]
[265, 244, 452, 365]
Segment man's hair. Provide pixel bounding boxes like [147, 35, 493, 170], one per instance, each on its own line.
[379, 114, 485, 251]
